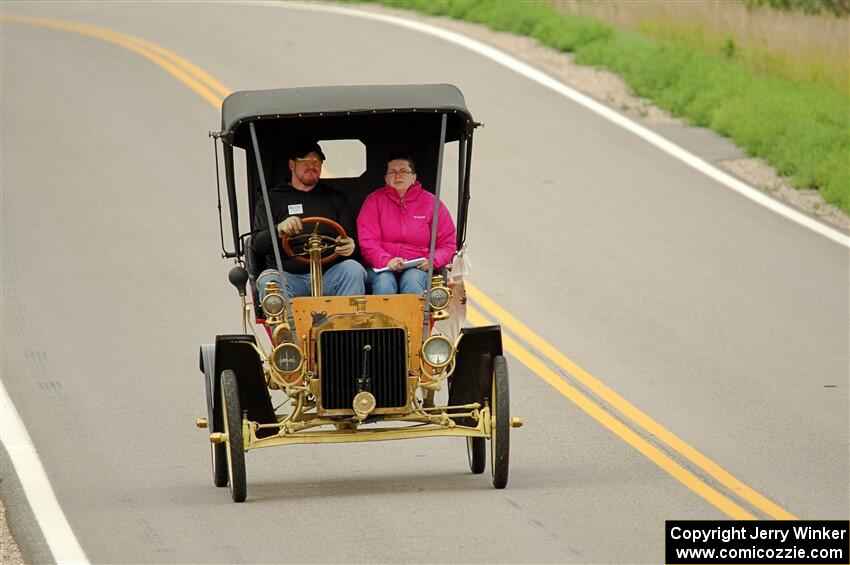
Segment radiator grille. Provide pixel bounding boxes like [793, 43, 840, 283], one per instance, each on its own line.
[319, 328, 408, 410]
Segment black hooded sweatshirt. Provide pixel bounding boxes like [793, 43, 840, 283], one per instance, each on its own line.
[252, 181, 358, 275]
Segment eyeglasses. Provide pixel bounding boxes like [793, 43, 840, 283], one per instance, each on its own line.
[294, 157, 323, 166]
[386, 169, 414, 176]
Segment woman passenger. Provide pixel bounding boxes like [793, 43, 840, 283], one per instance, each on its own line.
[357, 154, 457, 295]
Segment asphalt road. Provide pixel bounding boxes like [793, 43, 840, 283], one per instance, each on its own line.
[1, 2, 848, 564]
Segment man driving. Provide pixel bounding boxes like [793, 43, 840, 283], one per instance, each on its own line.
[253, 140, 366, 299]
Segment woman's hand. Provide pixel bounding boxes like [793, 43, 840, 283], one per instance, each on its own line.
[387, 257, 404, 271]
[417, 259, 430, 271]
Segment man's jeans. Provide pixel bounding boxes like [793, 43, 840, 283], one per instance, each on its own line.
[367, 267, 428, 295]
[257, 259, 367, 301]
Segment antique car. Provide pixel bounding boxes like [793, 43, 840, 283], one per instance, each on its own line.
[197, 84, 521, 502]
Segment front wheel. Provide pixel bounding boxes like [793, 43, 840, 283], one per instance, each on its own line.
[221, 370, 247, 502]
[490, 356, 510, 489]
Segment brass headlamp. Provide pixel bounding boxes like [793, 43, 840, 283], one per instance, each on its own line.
[421, 335, 455, 369]
[270, 342, 304, 386]
[428, 275, 451, 321]
[261, 280, 286, 324]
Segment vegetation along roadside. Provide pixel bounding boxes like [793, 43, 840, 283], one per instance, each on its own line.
[345, 0, 850, 216]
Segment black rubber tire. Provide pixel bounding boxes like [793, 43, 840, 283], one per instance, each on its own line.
[211, 385, 229, 488]
[467, 437, 486, 474]
[211, 442, 228, 488]
[221, 370, 247, 502]
[490, 355, 510, 489]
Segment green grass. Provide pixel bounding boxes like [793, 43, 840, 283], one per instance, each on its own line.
[625, 13, 848, 94]
[576, 31, 849, 206]
[745, 0, 850, 17]
[345, 0, 850, 214]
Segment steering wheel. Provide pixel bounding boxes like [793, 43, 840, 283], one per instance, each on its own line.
[281, 216, 347, 265]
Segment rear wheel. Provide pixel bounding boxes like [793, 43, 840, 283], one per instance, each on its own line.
[210, 442, 228, 487]
[490, 356, 510, 489]
[221, 370, 247, 502]
[467, 437, 486, 474]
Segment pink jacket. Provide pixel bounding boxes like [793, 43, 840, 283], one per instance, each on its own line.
[357, 181, 457, 270]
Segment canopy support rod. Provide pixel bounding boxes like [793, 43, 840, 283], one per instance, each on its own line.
[249, 123, 291, 323]
[458, 133, 474, 249]
[423, 113, 448, 342]
[210, 134, 229, 258]
[456, 133, 467, 251]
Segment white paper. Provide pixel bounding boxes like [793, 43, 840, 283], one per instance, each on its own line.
[372, 257, 427, 273]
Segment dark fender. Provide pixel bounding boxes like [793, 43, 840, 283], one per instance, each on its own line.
[448, 325, 503, 426]
[199, 335, 277, 439]
[200, 343, 218, 434]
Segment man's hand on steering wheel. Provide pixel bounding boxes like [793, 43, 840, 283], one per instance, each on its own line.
[277, 216, 303, 237]
[335, 237, 355, 257]
[281, 216, 348, 265]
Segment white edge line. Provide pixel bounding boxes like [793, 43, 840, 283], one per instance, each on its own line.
[1, 382, 89, 565]
[258, 0, 850, 248]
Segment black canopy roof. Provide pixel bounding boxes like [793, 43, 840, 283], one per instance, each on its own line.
[220, 84, 475, 146]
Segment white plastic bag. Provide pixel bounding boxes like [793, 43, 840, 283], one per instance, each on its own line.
[433, 247, 469, 341]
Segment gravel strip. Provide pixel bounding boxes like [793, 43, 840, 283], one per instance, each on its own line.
[0, 498, 25, 565]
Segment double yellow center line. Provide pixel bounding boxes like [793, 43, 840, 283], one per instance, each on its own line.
[3, 12, 797, 521]
[465, 283, 796, 520]
[1, 14, 231, 105]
